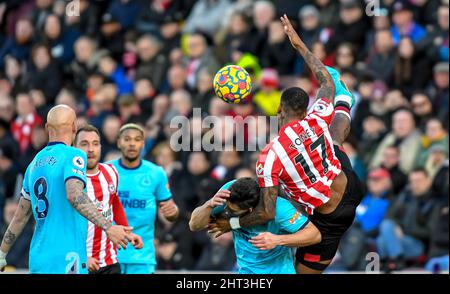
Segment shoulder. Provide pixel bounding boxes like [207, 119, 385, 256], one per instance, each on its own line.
[275, 198, 295, 213]
[65, 146, 87, 165]
[100, 162, 119, 176]
[260, 136, 279, 157]
[142, 160, 166, 175]
[106, 159, 120, 168]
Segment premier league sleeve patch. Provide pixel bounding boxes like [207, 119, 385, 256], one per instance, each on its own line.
[72, 156, 85, 169]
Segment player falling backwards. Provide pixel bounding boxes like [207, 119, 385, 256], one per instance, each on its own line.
[74, 125, 143, 274]
[209, 15, 364, 274]
[0, 105, 134, 274]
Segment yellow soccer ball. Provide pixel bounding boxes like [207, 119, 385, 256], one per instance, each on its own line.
[213, 65, 252, 104]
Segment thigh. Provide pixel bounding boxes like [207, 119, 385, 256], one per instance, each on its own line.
[401, 236, 424, 258]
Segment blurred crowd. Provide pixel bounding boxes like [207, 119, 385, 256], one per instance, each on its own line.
[0, 0, 448, 272]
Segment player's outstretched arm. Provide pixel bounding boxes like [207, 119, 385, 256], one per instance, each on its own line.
[65, 178, 132, 249]
[189, 189, 230, 231]
[0, 197, 32, 271]
[250, 222, 321, 250]
[280, 14, 335, 103]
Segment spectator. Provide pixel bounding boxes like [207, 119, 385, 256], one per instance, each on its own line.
[342, 137, 366, 181]
[425, 195, 449, 273]
[185, 33, 220, 90]
[252, 1, 276, 58]
[194, 232, 236, 272]
[135, 34, 169, 91]
[18, 124, 47, 173]
[391, 0, 426, 45]
[2, 55, 26, 98]
[371, 109, 422, 174]
[0, 18, 35, 68]
[393, 37, 431, 97]
[192, 69, 215, 111]
[314, 0, 340, 28]
[155, 212, 196, 271]
[326, 0, 370, 55]
[367, 30, 396, 83]
[98, 55, 134, 95]
[425, 145, 449, 183]
[377, 168, 438, 272]
[411, 92, 435, 132]
[100, 115, 121, 160]
[416, 4, 449, 63]
[253, 68, 281, 116]
[25, 43, 61, 104]
[11, 92, 43, 155]
[426, 62, 449, 129]
[41, 14, 80, 64]
[183, 0, 231, 38]
[416, 118, 449, 169]
[261, 20, 296, 75]
[0, 118, 19, 200]
[210, 149, 243, 183]
[298, 5, 323, 49]
[134, 78, 157, 117]
[338, 168, 392, 271]
[380, 145, 408, 195]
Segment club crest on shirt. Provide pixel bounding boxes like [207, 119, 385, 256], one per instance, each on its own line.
[256, 163, 264, 175]
[108, 183, 116, 193]
[72, 156, 85, 169]
[140, 175, 151, 187]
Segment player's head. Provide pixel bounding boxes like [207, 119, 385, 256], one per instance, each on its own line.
[117, 123, 145, 163]
[278, 87, 309, 127]
[225, 178, 261, 217]
[74, 124, 102, 171]
[46, 104, 77, 142]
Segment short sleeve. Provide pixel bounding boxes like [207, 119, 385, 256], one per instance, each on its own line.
[275, 199, 309, 233]
[155, 167, 172, 202]
[63, 148, 87, 188]
[21, 164, 31, 200]
[308, 98, 335, 126]
[256, 146, 282, 188]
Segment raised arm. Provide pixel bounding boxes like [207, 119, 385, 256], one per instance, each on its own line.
[65, 178, 132, 249]
[280, 14, 335, 103]
[0, 197, 32, 271]
[189, 189, 230, 231]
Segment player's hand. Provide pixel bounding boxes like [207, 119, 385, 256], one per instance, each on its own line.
[208, 218, 231, 238]
[129, 233, 144, 249]
[280, 14, 302, 50]
[88, 257, 100, 272]
[208, 190, 231, 208]
[0, 250, 7, 272]
[249, 232, 281, 250]
[106, 225, 133, 250]
[159, 200, 179, 220]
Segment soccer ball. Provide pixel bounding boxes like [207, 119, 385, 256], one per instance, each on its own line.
[213, 65, 252, 104]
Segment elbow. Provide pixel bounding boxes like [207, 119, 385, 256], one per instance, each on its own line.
[188, 219, 202, 232]
[260, 209, 275, 222]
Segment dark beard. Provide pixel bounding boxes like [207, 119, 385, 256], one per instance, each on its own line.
[124, 155, 140, 163]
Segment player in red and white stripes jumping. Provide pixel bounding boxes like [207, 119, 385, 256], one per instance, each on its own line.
[75, 125, 143, 274]
[209, 15, 364, 274]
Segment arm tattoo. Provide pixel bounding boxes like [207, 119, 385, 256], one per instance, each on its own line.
[3, 230, 16, 245]
[66, 179, 112, 231]
[239, 186, 278, 227]
[300, 48, 335, 102]
[330, 113, 351, 146]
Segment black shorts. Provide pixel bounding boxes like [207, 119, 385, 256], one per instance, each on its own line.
[89, 262, 121, 274]
[296, 145, 364, 263]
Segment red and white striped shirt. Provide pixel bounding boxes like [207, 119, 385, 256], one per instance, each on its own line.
[86, 163, 128, 267]
[256, 98, 342, 214]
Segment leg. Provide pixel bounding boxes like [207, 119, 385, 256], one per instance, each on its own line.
[401, 235, 424, 259]
[378, 219, 403, 259]
[296, 259, 332, 274]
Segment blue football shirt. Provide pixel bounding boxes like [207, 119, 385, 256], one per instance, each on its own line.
[213, 180, 309, 274]
[22, 142, 88, 274]
[109, 159, 171, 271]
